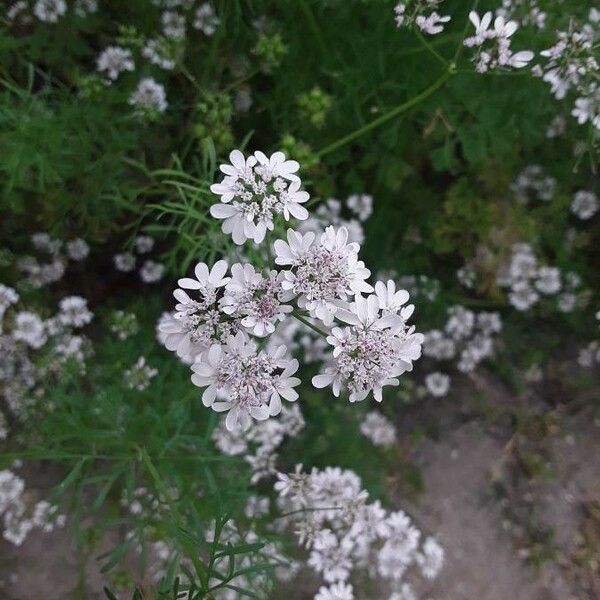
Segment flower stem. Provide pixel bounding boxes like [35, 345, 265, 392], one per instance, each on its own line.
[316, 69, 452, 158]
[292, 310, 329, 337]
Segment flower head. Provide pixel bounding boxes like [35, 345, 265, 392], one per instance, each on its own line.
[210, 149, 309, 245]
[275, 227, 372, 325]
[191, 332, 300, 430]
[313, 289, 423, 402]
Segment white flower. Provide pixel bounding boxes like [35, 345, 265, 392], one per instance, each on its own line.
[360, 411, 396, 446]
[66, 238, 89, 261]
[274, 227, 372, 325]
[313, 292, 423, 402]
[124, 357, 158, 391]
[161, 10, 186, 39]
[193, 2, 220, 35]
[134, 235, 155, 254]
[535, 266, 561, 295]
[129, 78, 168, 114]
[346, 194, 373, 221]
[140, 260, 166, 283]
[424, 371, 450, 397]
[315, 582, 354, 600]
[190, 332, 300, 431]
[210, 149, 309, 245]
[464, 11, 493, 47]
[143, 39, 177, 71]
[0, 284, 19, 311]
[416, 11, 450, 35]
[308, 529, 353, 583]
[114, 252, 136, 272]
[33, 0, 66, 23]
[464, 10, 533, 71]
[74, 0, 97, 17]
[58, 296, 93, 327]
[0, 470, 25, 514]
[96, 47, 135, 81]
[221, 264, 292, 337]
[445, 305, 474, 341]
[160, 260, 232, 358]
[571, 190, 598, 220]
[508, 280, 539, 311]
[375, 280, 412, 318]
[417, 536, 445, 578]
[13, 312, 47, 348]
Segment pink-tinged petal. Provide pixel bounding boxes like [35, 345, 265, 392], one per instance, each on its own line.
[278, 387, 298, 402]
[312, 373, 334, 388]
[250, 405, 270, 421]
[268, 393, 282, 415]
[202, 385, 217, 406]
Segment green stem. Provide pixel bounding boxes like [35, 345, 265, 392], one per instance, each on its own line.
[316, 69, 452, 158]
[415, 29, 448, 67]
[292, 310, 329, 337]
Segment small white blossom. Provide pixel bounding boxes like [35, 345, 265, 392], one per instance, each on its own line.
[13, 312, 47, 349]
[58, 296, 93, 328]
[140, 260, 166, 283]
[114, 252, 136, 272]
[360, 411, 396, 446]
[66, 238, 90, 261]
[124, 357, 158, 391]
[424, 371, 450, 397]
[33, 0, 66, 23]
[129, 78, 168, 114]
[96, 47, 135, 81]
[571, 190, 598, 220]
[193, 3, 220, 35]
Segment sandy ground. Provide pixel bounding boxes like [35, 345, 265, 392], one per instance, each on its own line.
[1, 374, 599, 599]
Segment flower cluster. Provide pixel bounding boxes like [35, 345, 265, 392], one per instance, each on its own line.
[360, 411, 397, 446]
[0, 284, 93, 421]
[212, 403, 304, 483]
[511, 165, 556, 205]
[275, 464, 443, 597]
[423, 305, 503, 385]
[496, 243, 588, 313]
[162, 150, 423, 431]
[129, 77, 168, 115]
[113, 235, 165, 283]
[394, 1, 451, 36]
[6, 0, 97, 24]
[533, 9, 600, 130]
[124, 356, 158, 391]
[464, 11, 534, 72]
[16, 233, 89, 289]
[0, 469, 65, 546]
[571, 190, 598, 221]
